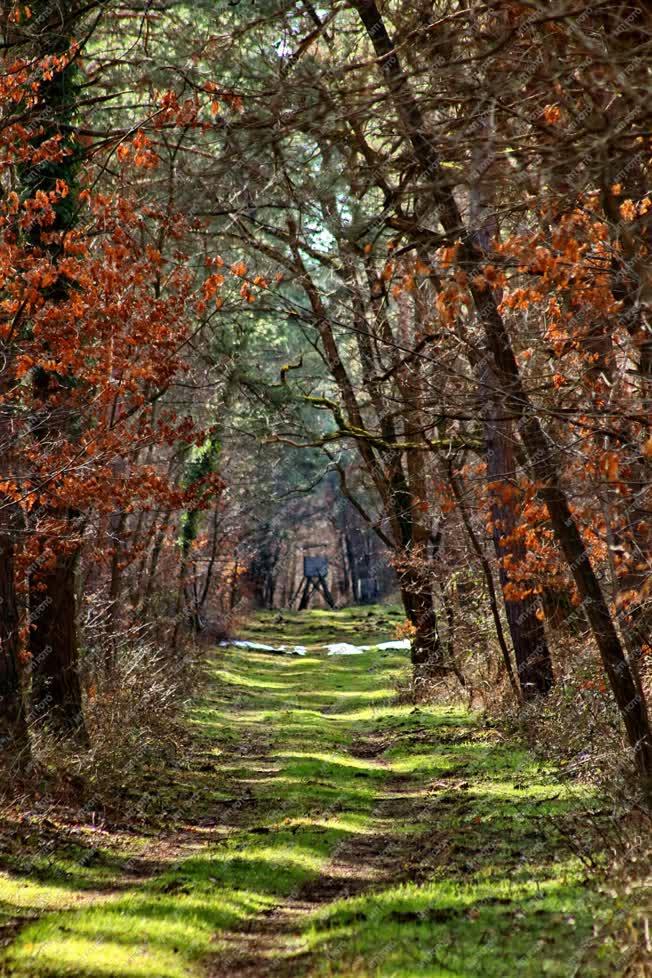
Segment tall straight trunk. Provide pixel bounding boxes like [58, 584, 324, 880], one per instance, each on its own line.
[353, 0, 652, 786]
[356, 249, 440, 653]
[600, 193, 652, 665]
[339, 531, 352, 603]
[229, 559, 240, 612]
[0, 374, 30, 760]
[344, 531, 360, 604]
[20, 2, 88, 740]
[447, 464, 520, 699]
[331, 449, 443, 668]
[483, 376, 553, 699]
[139, 512, 171, 620]
[295, 239, 444, 672]
[197, 504, 222, 619]
[400, 568, 441, 669]
[30, 547, 86, 740]
[106, 509, 128, 672]
[108, 512, 127, 622]
[0, 528, 30, 763]
[390, 462, 444, 672]
[174, 433, 222, 649]
[171, 526, 193, 653]
[396, 285, 445, 673]
[463, 86, 552, 699]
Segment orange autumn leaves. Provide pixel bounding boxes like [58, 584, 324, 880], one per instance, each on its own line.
[112, 84, 246, 170]
[363, 216, 651, 615]
[0, 65, 236, 532]
[0, 180, 225, 517]
[0, 45, 273, 607]
[433, 201, 651, 613]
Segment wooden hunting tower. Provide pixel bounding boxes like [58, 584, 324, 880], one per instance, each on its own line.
[296, 546, 335, 610]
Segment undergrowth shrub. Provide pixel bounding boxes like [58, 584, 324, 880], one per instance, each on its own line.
[29, 621, 198, 818]
[393, 642, 514, 708]
[495, 640, 640, 792]
[495, 634, 652, 975]
[82, 641, 192, 810]
[392, 607, 651, 972]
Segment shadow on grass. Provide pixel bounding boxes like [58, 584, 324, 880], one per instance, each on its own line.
[0, 611, 620, 978]
[301, 871, 616, 978]
[0, 620, 409, 977]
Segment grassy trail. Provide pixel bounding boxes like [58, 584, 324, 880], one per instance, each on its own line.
[0, 609, 622, 977]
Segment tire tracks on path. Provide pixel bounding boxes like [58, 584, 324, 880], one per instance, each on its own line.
[207, 729, 435, 978]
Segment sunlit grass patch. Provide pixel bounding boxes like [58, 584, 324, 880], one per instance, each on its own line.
[5, 887, 269, 978]
[0, 874, 100, 913]
[239, 605, 405, 650]
[303, 869, 619, 978]
[1, 608, 406, 977]
[274, 751, 384, 771]
[0, 608, 622, 978]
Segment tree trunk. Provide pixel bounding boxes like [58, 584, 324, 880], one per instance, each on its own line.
[0, 368, 30, 762]
[339, 531, 352, 602]
[171, 551, 190, 655]
[30, 547, 86, 741]
[483, 382, 553, 700]
[107, 509, 128, 671]
[353, 0, 652, 787]
[400, 565, 442, 670]
[448, 464, 521, 699]
[0, 528, 30, 764]
[19, 1, 88, 742]
[139, 511, 171, 620]
[197, 503, 222, 620]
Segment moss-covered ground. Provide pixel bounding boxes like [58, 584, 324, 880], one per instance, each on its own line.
[0, 608, 625, 977]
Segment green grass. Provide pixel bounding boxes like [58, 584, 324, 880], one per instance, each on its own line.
[300, 713, 614, 978]
[238, 604, 406, 649]
[0, 609, 624, 978]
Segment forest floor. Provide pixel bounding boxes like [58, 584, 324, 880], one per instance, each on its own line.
[0, 607, 635, 977]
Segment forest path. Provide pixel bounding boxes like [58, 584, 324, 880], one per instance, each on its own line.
[1, 609, 622, 977]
